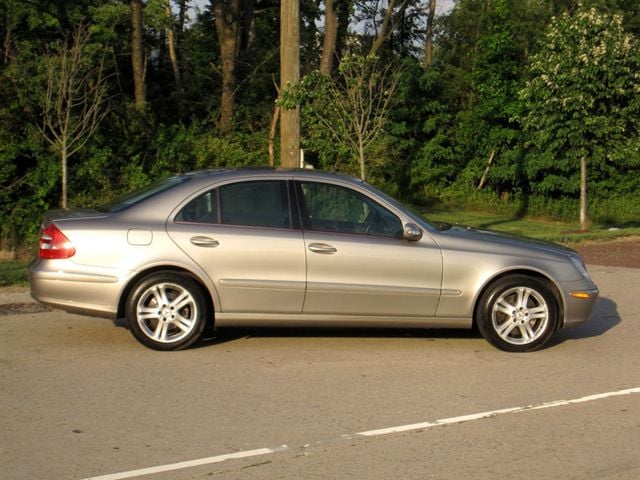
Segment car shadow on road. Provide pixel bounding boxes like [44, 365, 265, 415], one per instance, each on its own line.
[548, 296, 620, 347]
[117, 297, 619, 350]
[196, 326, 480, 348]
[114, 318, 478, 348]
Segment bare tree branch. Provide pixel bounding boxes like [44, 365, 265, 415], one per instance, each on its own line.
[39, 24, 111, 208]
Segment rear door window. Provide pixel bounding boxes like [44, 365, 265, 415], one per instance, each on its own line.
[177, 180, 291, 229]
[220, 181, 291, 228]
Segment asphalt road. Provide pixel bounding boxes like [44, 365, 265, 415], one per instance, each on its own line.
[1, 265, 639, 480]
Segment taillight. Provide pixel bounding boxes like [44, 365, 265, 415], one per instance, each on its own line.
[39, 224, 76, 259]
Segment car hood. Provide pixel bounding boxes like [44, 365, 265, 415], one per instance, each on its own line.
[433, 224, 580, 261]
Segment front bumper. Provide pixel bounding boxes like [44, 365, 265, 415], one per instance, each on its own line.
[560, 279, 599, 328]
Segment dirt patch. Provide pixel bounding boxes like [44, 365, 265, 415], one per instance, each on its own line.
[574, 236, 640, 269]
[0, 303, 51, 316]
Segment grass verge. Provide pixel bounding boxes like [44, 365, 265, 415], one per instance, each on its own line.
[0, 259, 30, 286]
[422, 207, 640, 245]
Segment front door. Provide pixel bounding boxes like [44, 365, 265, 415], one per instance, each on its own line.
[296, 181, 442, 317]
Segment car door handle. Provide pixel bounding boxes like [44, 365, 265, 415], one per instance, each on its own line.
[308, 243, 337, 254]
[190, 236, 220, 248]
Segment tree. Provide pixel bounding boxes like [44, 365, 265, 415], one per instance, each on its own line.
[39, 25, 110, 208]
[519, 5, 640, 230]
[283, 53, 401, 180]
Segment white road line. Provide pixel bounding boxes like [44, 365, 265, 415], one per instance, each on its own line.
[82, 447, 283, 480]
[82, 387, 640, 480]
[357, 386, 640, 437]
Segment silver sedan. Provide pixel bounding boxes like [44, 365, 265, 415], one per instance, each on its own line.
[30, 169, 599, 352]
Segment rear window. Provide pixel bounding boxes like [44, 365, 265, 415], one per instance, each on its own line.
[98, 176, 190, 213]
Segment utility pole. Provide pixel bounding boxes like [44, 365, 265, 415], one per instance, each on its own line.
[130, 0, 146, 108]
[280, 0, 300, 167]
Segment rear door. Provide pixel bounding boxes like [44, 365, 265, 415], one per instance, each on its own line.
[168, 179, 306, 313]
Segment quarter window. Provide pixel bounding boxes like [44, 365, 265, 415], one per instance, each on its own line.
[176, 190, 218, 224]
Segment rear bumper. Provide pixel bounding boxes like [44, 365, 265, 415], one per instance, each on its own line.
[29, 261, 126, 318]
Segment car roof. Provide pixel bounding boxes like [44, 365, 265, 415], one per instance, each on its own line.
[115, 168, 367, 220]
[183, 167, 364, 184]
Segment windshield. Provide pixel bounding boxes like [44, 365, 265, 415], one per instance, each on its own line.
[98, 175, 189, 213]
[359, 183, 444, 231]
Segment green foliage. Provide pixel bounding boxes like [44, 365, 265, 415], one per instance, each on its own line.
[411, 0, 546, 202]
[518, 5, 640, 199]
[191, 130, 270, 169]
[1, 0, 639, 252]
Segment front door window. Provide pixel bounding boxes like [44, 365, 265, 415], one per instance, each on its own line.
[298, 182, 403, 238]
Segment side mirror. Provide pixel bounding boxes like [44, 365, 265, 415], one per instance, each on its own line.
[403, 223, 423, 242]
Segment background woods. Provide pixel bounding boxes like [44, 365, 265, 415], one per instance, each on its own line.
[0, 0, 639, 250]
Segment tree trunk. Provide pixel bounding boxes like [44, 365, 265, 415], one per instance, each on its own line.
[130, 0, 146, 108]
[423, 0, 436, 67]
[358, 137, 366, 180]
[177, 0, 187, 38]
[213, 0, 241, 135]
[477, 149, 495, 190]
[370, 0, 400, 56]
[580, 156, 588, 231]
[280, 0, 300, 168]
[320, 0, 338, 76]
[241, 0, 256, 51]
[268, 103, 280, 167]
[3, 8, 13, 65]
[61, 143, 68, 209]
[165, 0, 182, 90]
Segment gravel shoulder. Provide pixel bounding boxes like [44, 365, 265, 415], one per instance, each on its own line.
[0, 286, 33, 305]
[574, 236, 640, 269]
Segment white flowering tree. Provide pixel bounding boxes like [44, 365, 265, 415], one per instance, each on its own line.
[519, 5, 640, 230]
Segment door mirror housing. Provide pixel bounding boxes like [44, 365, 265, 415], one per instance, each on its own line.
[403, 223, 423, 242]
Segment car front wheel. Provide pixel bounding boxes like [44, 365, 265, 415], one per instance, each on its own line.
[125, 272, 208, 351]
[476, 275, 559, 352]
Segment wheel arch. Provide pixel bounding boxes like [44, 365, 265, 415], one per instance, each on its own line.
[117, 266, 215, 326]
[471, 269, 565, 331]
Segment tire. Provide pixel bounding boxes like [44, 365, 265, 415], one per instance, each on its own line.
[476, 275, 559, 352]
[125, 272, 209, 351]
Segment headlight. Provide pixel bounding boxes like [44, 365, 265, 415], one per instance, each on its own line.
[570, 255, 590, 280]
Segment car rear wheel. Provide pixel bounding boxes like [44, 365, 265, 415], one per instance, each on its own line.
[476, 275, 558, 352]
[125, 272, 208, 351]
